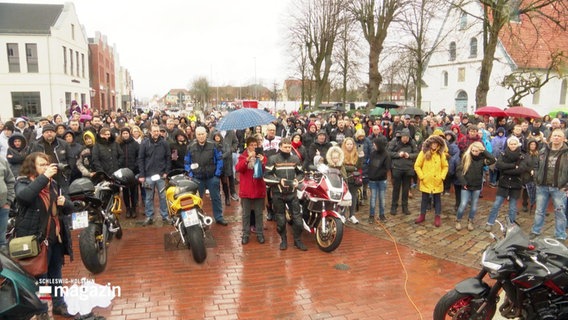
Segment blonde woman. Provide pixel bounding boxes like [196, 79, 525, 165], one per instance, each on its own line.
[341, 137, 362, 224]
[455, 142, 496, 231]
[130, 125, 144, 144]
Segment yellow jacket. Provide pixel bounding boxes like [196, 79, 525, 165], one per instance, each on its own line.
[414, 135, 448, 194]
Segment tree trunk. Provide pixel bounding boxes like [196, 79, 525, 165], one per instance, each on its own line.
[368, 43, 382, 110]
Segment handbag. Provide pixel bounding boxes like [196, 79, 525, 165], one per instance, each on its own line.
[17, 240, 49, 277]
[12, 212, 52, 277]
[253, 158, 263, 179]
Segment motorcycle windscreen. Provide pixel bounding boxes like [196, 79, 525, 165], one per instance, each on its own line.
[0, 253, 46, 317]
[326, 168, 344, 189]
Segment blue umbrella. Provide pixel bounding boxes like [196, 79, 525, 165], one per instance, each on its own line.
[216, 108, 277, 131]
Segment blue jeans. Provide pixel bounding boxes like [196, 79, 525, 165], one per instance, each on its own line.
[456, 189, 481, 221]
[487, 195, 518, 225]
[0, 207, 8, 247]
[369, 180, 387, 217]
[144, 177, 167, 219]
[195, 176, 223, 222]
[531, 186, 567, 239]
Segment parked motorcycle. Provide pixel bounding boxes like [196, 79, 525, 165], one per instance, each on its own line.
[434, 221, 568, 319]
[291, 166, 349, 252]
[0, 251, 46, 320]
[68, 168, 135, 274]
[165, 169, 213, 263]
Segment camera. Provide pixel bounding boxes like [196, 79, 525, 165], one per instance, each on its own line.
[56, 163, 70, 171]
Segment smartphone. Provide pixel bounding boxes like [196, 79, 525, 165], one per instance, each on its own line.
[255, 147, 263, 155]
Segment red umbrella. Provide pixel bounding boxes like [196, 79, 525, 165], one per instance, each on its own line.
[475, 106, 507, 117]
[505, 106, 541, 119]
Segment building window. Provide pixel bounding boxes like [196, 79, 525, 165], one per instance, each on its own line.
[63, 46, 67, 74]
[532, 89, 540, 105]
[81, 53, 85, 78]
[69, 49, 74, 76]
[458, 68, 465, 82]
[442, 71, 449, 87]
[469, 38, 478, 58]
[7, 43, 20, 73]
[71, 24, 75, 40]
[560, 79, 567, 105]
[449, 42, 456, 61]
[76, 51, 79, 76]
[509, 0, 521, 22]
[459, 11, 467, 30]
[11, 91, 41, 118]
[25, 43, 38, 73]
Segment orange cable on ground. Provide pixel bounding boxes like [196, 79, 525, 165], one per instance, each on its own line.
[374, 220, 424, 320]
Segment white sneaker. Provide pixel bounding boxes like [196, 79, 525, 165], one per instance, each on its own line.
[349, 216, 359, 224]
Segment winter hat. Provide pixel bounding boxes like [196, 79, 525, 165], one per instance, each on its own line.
[120, 127, 131, 134]
[15, 118, 26, 126]
[400, 128, 411, 137]
[42, 124, 56, 133]
[432, 129, 444, 137]
[496, 127, 506, 135]
[308, 122, 317, 131]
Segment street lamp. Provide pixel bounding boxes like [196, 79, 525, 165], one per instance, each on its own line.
[89, 88, 96, 110]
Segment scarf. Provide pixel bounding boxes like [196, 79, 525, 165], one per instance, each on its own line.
[39, 182, 61, 243]
[291, 140, 302, 149]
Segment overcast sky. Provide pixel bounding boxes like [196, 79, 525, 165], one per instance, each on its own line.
[12, 0, 294, 98]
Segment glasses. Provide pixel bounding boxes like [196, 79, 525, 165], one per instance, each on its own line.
[37, 162, 50, 167]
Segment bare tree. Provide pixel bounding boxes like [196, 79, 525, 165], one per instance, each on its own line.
[397, 0, 449, 108]
[333, 9, 363, 109]
[502, 51, 566, 106]
[453, 0, 568, 108]
[190, 77, 210, 111]
[350, 0, 406, 111]
[288, 0, 345, 110]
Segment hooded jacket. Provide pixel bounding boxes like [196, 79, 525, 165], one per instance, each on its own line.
[456, 149, 495, 190]
[235, 149, 267, 199]
[414, 135, 448, 194]
[77, 131, 96, 177]
[169, 132, 188, 170]
[387, 134, 418, 172]
[367, 136, 391, 181]
[495, 146, 528, 192]
[92, 131, 124, 175]
[119, 134, 140, 174]
[6, 133, 28, 177]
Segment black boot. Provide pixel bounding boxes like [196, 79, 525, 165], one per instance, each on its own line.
[131, 207, 137, 219]
[402, 206, 410, 215]
[225, 196, 231, 206]
[279, 234, 287, 250]
[125, 208, 131, 218]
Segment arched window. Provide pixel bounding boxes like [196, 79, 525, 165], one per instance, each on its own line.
[459, 11, 467, 30]
[560, 79, 567, 104]
[442, 71, 448, 87]
[449, 42, 456, 61]
[469, 38, 478, 58]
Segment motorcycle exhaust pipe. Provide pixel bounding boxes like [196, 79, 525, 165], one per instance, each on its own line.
[202, 216, 213, 226]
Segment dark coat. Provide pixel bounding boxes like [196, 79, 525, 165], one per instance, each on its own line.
[456, 150, 495, 190]
[92, 133, 124, 176]
[367, 136, 391, 181]
[496, 147, 529, 195]
[14, 175, 74, 259]
[6, 133, 28, 177]
[119, 136, 140, 175]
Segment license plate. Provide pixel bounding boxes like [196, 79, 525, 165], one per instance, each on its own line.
[181, 209, 199, 227]
[72, 211, 89, 229]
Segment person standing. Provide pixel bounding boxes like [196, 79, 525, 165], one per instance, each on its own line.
[530, 129, 568, 240]
[6, 132, 29, 177]
[414, 135, 448, 227]
[138, 125, 171, 226]
[455, 142, 495, 231]
[264, 138, 306, 251]
[15, 152, 74, 318]
[367, 136, 391, 223]
[485, 136, 529, 231]
[388, 129, 418, 215]
[341, 137, 362, 224]
[92, 127, 123, 176]
[118, 127, 140, 219]
[0, 156, 15, 254]
[185, 127, 227, 226]
[235, 136, 267, 245]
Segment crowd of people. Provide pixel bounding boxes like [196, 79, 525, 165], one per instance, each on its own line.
[0, 103, 567, 318]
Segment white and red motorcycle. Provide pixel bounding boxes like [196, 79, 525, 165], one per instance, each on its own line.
[289, 165, 351, 252]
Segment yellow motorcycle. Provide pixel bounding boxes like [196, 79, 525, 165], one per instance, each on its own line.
[165, 169, 213, 263]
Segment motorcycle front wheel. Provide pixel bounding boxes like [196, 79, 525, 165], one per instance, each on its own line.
[185, 225, 207, 263]
[79, 223, 108, 274]
[315, 216, 343, 252]
[433, 289, 496, 320]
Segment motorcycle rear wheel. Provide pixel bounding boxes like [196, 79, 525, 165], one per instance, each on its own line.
[433, 289, 496, 320]
[79, 223, 107, 274]
[315, 216, 343, 252]
[185, 225, 207, 263]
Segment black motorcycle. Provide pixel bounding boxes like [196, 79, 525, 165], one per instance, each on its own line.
[0, 252, 46, 320]
[434, 221, 568, 319]
[68, 168, 136, 274]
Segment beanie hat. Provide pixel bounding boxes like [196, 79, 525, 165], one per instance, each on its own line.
[42, 124, 56, 133]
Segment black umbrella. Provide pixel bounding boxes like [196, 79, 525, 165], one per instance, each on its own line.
[375, 101, 400, 109]
[402, 107, 425, 117]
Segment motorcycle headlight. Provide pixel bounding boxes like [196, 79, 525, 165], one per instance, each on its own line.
[330, 191, 342, 201]
[481, 251, 502, 272]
